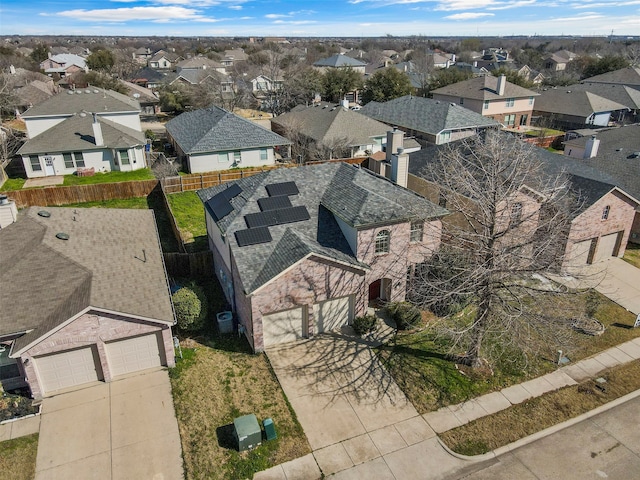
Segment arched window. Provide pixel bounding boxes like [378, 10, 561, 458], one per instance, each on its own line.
[375, 230, 390, 254]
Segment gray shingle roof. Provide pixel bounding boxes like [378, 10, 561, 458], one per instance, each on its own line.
[18, 115, 145, 155]
[197, 162, 447, 293]
[166, 105, 291, 154]
[314, 54, 367, 68]
[271, 104, 390, 147]
[431, 75, 539, 100]
[22, 89, 140, 117]
[565, 82, 640, 110]
[584, 67, 640, 87]
[534, 89, 629, 117]
[0, 208, 174, 351]
[360, 95, 500, 136]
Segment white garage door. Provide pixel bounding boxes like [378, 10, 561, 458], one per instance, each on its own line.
[262, 307, 304, 347]
[106, 333, 163, 378]
[569, 239, 593, 266]
[316, 296, 353, 333]
[595, 232, 621, 263]
[35, 346, 100, 394]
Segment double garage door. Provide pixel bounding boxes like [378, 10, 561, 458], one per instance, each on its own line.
[34, 333, 164, 395]
[262, 296, 354, 348]
[571, 232, 623, 266]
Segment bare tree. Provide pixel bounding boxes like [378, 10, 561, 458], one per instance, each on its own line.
[409, 131, 581, 368]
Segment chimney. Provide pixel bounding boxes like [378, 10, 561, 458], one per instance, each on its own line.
[584, 135, 600, 158]
[92, 113, 104, 147]
[341, 98, 349, 109]
[496, 74, 506, 96]
[390, 148, 409, 188]
[9, 65, 16, 75]
[386, 127, 404, 162]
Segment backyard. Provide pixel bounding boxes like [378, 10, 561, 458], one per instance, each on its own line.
[165, 191, 208, 252]
[0, 168, 155, 191]
[623, 242, 640, 269]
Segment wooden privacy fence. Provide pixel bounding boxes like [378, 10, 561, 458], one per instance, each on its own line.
[163, 251, 213, 278]
[1, 179, 159, 208]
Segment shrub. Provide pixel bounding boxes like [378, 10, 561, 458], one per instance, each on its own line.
[352, 314, 378, 336]
[386, 302, 421, 330]
[172, 283, 208, 332]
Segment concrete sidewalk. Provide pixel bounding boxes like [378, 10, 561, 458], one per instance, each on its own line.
[255, 336, 640, 479]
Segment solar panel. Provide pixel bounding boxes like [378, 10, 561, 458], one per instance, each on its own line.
[245, 211, 278, 228]
[265, 181, 299, 197]
[235, 227, 272, 247]
[244, 205, 310, 228]
[258, 196, 292, 211]
[223, 184, 242, 200]
[277, 206, 310, 224]
[206, 194, 233, 221]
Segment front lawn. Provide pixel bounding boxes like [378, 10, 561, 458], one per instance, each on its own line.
[380, 290, 638, 413]
[0, 177, 27, 191]
[166, 191, 208, 252]
[170, 278, 310, 479]
[62, 168, 155, 186]
[623, 242, 640, 269]
[0, 434, 38, 480]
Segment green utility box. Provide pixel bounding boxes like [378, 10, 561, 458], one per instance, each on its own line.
[263, 418, 277, 441]
[233, 414, 262, 451]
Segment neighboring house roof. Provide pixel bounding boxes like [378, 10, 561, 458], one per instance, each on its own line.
[128, 67, 166, 84]
[22, 89, 140, 117]
[168, 69, 230, 85]
[554, 50, 577, 62]
[18, 115, 145, 155]
[176, 57, 224, 71]
[583, 67, 640, 87]
[360, 95, 500, 136]
[149, 51, 179, 63]
[42, 54, 86, 71]
[271, 103, 390, 148]
[0, 207, 174, 352]
[314, 54, 367, 68]
[451, 62, 489, 75]
[197, 162, 447, 293]
[118, 80, 160, 104]
[534, 89, 629, 117]
[223, 49, 248, 61]
[568, 82, 640, 111]
[431, 75, 539, 100]
[14, 81, 57, 108]
[166, 105, 291, 155]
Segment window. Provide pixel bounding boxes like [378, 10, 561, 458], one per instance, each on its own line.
[504, 114, 516, 127]
[410, 221, 423, 243]
[440, 131, 451, 143]
[260, 149, 268, 161]
[519, 114, 528, 126]
[118, 150, 130, 165]
[0, 346, 20, 381]
[483, 100, 490, 110]
[510, 202, 523, 224]
[218, 152, 229, 163]
[64, 152, 85, 169]
[528, 96, 534, 106]
[602, 205, 610, 220]
[29, 155, 42, 171]
[74, 152, 85, 168]
[506, 98, 515, 107]
[63, 153, 74, 169]
[233, 151, 241, 164]
[375, 230, 390, 254]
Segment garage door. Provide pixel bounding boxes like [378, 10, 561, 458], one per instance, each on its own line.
[35, 346, 100, 394]
[595, 232, 621, 263]
[262, 307, 305, 347]
[316, 296, 353, 333]
[106, 333, 163, 378]
[569, 239, 594, 266]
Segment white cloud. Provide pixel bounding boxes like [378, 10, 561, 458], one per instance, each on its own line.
[550, 13, 605, 21]
[272, 20, 317, 25]
[228, 5, 243, 10]
[265, 13, 288, 19]
[50, 6, 211, 22]
[445, 11, 495, 18]
[572, 0, 640, 7]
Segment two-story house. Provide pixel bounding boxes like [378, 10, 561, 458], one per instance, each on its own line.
[40, 54, 87, 77]
[196, 162, 447, 351]
[431, 75, 539, 128]
[17, 89, 148, 178]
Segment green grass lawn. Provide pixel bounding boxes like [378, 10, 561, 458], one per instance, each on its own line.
[524, 128, 564, 137]
[61, 197, 149, 209]
[0, 177, 27, 191]
[381, 290, 637, 413]
[166, 191, 208, 252]
[0, 434, 38, 480]
[623, 242, 640, 269]
[62, 168, 155, 186]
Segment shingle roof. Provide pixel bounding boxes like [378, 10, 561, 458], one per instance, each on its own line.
[1, 208, 174, 351]
[360, 95, 500, 136]
[583, 67, 640, 87]
[18, 115, 145, 155]
[128, 67, 166, 83]
[22, 89, 140, 117]
[176, 57, 224, 70]
[314, 54, 367, 68]
[197, 162, 447, 293]
[271, 104, 390, 147]
[431, 75, 539, 100]
[534, 89, 629, 117]
[44, 54, 86, 69]
[567, 82, 640, 110]
[166, 105, 291, 154]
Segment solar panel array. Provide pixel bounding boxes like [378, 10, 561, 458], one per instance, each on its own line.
[265, 181, 299, 197]
[245, 206, 310, 228]
[235, 227, 272, 247]
[206, 184, 243, 221]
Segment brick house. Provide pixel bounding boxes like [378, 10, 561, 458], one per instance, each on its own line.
[431, 75, 538, 128]
[197, 162, 447, 352]
[0, 208, 175, 399]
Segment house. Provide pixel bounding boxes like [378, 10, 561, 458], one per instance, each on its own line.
[118, 80, 160, 116]
[270, 102, 390, 160]
[40, 54, 87, 77]
[251, 74, 283, 94]
[431, 75, 539, 128]
[165, 105, 291, 173]
[175, 57, 226, 74]
[0, 207, 175, 399]
[133, 47, 153, 64]
[544, 52, 574, 72]
[564, 82, 640, 124]
[168, 69, 235, 94]
[533, 88, 629, 130]
[17, 89, 147, 178]
[450, 62, 490, 77]
[517, 65, 545, 85]
[360, 95, 500, 145]
[196, 162, 447, 352]
[582, 67, 640, 88]
[313, 54, 367, 75]
[221, 48, 249, 68]
[406, 137, 638, 271]
[148, 50, 180, 70]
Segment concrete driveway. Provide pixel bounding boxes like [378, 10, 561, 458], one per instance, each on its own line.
[35, 369, 183, 480]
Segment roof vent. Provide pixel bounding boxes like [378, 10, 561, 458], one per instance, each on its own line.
[616, 148, 623, 152]
[67, 90, 74, 95]
[56, 232, 70, 241]
[85, 89, 91, 94]
[37, 210, 51, 218]
[93, 89, 99, 94]
[630, 152, 640, 158]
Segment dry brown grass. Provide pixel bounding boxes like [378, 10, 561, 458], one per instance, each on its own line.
[0, 433, 38, 480]
[440, 360, 640, 455]
[170, 340, 310, 480]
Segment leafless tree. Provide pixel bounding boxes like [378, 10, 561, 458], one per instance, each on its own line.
[409, 131, 584, 368]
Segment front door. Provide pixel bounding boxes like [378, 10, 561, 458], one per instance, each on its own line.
[44, 156, 55, 176]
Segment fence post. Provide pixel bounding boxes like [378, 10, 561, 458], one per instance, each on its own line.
[179, 175, 183, 193]
[201, 174, 203, 189]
